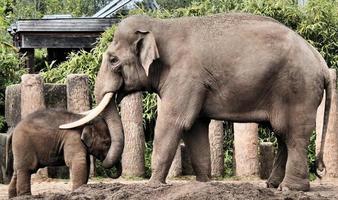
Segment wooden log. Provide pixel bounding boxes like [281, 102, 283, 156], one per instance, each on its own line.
[21, 74, 48, 178]
[233, 123, 259, 177]
[157, 95, 182, 177]
[66, 74, 90, 113]
[168, 142, 182, 178]
[209, 120, 224, 177]
[121, 92, 145, 177]
[316, 69, 338, 178]
[65, 74, 94, 177]
[259, 142, 275, 179]
[5, 84, 21, 127]
[20, 74, 46, 118]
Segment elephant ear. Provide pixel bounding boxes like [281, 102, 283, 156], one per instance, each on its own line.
[81, 126, 93, 148]
[135, 30, 159, 76]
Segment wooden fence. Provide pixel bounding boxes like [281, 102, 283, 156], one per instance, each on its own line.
[1, 69, 337, 182]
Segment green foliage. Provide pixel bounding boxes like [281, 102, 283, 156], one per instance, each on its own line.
[11, 0, 112, 19]
[0, 0, 27, 131]
[223, 122, 234, 177]
[156, 0, 193, 10]
[145, 141, 153, 178]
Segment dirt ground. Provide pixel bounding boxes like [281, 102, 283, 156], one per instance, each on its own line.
[1, 177, 338, 200]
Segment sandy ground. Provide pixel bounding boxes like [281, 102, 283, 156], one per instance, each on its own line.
[1, 177, 338, 200]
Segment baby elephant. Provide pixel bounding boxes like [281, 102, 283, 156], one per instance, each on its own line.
[8, 109, 121, 198]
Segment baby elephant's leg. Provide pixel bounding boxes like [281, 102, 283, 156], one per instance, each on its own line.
[66, 152, 89, 191]
[16, 169, 32, 196]
[8, 170, 17, 198]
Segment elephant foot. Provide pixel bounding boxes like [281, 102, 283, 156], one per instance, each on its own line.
[196, 174, 210, 182]
[278, 179, 310, 191]
[266, 176, 283, 188]
[149, 176, 166, 186]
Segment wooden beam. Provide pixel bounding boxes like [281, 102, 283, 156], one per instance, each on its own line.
[20, 48, 35, 73]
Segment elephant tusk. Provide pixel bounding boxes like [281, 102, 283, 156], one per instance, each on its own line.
[59, 93, 114, 129]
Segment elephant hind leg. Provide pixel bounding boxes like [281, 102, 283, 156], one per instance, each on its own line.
[8, 170, 17, 198]
[266, 135, 287, 188]
[183, 119, 211, 182]
[279, 114, 315, 191]
[16, 169, 32, 196]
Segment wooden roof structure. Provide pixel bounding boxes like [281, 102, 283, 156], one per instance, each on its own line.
[8, 18, 118, 49]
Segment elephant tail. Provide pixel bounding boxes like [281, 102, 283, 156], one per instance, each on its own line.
[315, 70, 333, 179]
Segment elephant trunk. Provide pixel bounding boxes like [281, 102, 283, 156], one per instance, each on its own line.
[101, 98, 124, 169]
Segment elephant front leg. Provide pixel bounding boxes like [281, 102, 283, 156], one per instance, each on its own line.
[267, 135, 287, 188]
[64, 141, 90, 191]
[16, 169, 32, 196]
[8, 170, 17, 198]
[68, 154, 89, 191]
[150, 84, 205, 184]
[183, 119, 211, 182]
[150, 117, 183, 184]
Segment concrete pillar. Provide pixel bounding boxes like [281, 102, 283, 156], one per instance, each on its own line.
[21, 74, 47, 177]
[209, 120, 224, 177]
[233, 123, 259, 177]
[157, 95, 182, 177]
[121, 92, 145, 177]
[259, 142, 275, 179]
[66, 74, 94, 177]
[316, 69, 338, 178]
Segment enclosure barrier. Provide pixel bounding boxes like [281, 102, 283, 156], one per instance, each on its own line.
[66, 74, 95, 177]
[1, 69, 337, 183]
[121, 92, 146, 177]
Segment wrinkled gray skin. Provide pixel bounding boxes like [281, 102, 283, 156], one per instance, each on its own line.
[8, 110, 121, 198]
[94, 13, 331, 191]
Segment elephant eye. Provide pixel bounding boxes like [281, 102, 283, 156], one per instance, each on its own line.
[110, 56, 120, 65]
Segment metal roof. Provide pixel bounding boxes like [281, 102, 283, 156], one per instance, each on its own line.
[93, 0, 159, 18]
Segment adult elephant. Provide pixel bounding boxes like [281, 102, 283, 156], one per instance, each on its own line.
[61, 13, 332, 191]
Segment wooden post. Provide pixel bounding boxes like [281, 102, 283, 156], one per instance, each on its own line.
[21, 74, 45, 118]
[209, 120, 224, 177]
[259, 142, 275, 179]
[121, 92, 145, 177]
[20, 49, 35, 73]
[233, 123, 259, 177]
[5, 84, 21, 127]
[21, 74, 47, 177]
[168, 142, 182, 178]
[66, 74, 95, 177]
[157, 95, 182, 177]
[316, 69, 338, 178]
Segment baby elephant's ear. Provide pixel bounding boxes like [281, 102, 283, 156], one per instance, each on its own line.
[81, 126, 93, 148]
